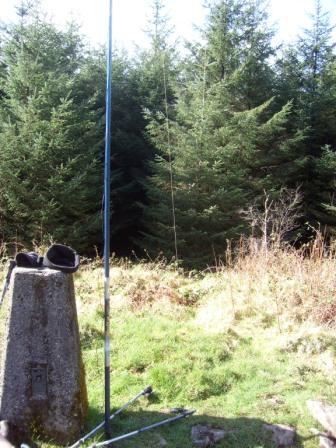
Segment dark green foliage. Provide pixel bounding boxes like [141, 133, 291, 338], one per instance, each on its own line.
[104, 0, 179, 254]
[144, 97, 305, 265]
[317, 144, 336, 226]
[142, 0, 306, 265]
[275, 0, 336, 232]
[134, 0, 180, 257]
[204, 0, 276, 109]
[108, 53, 156, 253]
[135, 0, 177, 114]
[0, 0, 335, 264]
[0, 3, 159, 255]
[0, 12, 102, 252]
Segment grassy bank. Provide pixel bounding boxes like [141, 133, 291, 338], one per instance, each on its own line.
[1, 245, 336, 447]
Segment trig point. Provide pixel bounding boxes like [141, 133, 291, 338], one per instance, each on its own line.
[0, 267, 87, 444]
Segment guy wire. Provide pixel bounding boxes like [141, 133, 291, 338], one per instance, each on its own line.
[162, 53, 178, 261]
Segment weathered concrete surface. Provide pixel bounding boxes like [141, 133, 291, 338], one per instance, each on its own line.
[0, 267, 87, 445]
[307, 400, 336, 439]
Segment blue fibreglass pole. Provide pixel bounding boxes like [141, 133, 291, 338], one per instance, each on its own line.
[104, 0, 113, 439]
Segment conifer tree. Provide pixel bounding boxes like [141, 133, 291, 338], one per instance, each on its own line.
[301, 1, 336, 228]
[276, 0, 336, 231]
[107, 51, 158, 253]
[204, 0, 275, 109]
[143, 0, 304, 265]
[0, 1, 176, 255]
[0, 6, 102, 251]
[313, 59, 336, 229]
[134, 0, 180, 257]
[135, 0, 177, 115]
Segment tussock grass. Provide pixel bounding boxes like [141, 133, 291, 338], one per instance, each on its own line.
[195, 237, 336, 333]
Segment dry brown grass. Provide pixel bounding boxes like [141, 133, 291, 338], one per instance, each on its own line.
[196, 233, 336, 332]
[75, 258, 200, 319]
[1, 234, 335, 330]
[239, 234, 336, 326]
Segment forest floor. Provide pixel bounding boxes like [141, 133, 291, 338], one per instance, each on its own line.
[1, 245, 336, 447]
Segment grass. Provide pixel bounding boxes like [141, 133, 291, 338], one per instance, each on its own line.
[1, 243, 336, 447]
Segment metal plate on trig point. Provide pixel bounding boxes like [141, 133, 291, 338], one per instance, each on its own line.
[31, 365, 48, 399]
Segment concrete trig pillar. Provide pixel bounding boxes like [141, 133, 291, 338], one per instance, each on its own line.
[0, 267, 87, 445]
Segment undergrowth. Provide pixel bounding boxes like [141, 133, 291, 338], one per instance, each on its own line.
[0, 238, 335, 447]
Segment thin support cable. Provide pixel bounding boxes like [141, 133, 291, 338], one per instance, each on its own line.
[162, 53, 178, 260]
[201, 49, 207, 137]
[198, 49, 207, 180]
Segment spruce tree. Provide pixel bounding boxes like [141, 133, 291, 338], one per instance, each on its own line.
[0, 1, 173, 255]
[135, 0, 177, 115]
[134, 0, 180, 257]
[301, 1, 336, 228]
[108, 51, 158, 254]
[314, 59, 336, 229]
[276, 0, 336, 232]
[0, 7, 102, 252]
[143, 0, 304, 266]
[204, 0, 275, 109]
[99, 0, 179, 255]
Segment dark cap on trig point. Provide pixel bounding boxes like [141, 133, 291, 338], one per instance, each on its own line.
[15, 252, 42, 268]
[43, 244, 80, 273]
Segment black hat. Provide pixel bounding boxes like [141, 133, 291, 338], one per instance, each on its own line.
[15, 251, 42, 268]
[43, 244, 80, 273]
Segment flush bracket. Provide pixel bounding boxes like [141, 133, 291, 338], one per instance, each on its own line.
[31, 364, 48, 399]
